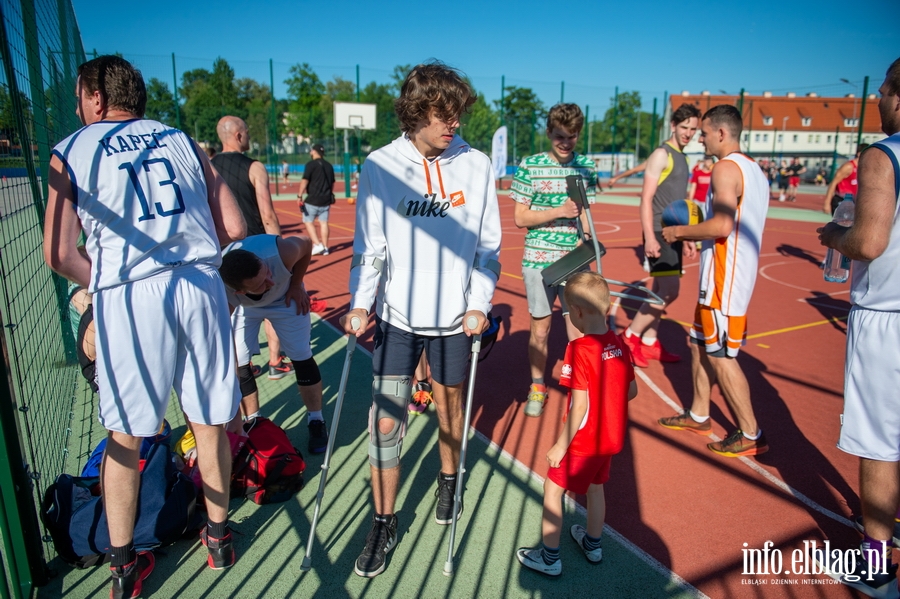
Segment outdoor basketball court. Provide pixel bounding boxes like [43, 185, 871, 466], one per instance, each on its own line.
[39, 183, 867, 598]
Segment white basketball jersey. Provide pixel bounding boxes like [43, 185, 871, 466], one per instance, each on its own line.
[52, 119, 221, 292]
[698, 152, 769, 316]
[850, 133, 900, 311]
[223, 234, 292, 308]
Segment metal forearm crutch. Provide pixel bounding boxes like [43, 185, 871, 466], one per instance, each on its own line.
[301, 316, 361, 571]
[444, 315, 482, 576]
[565, 175, 664, 306]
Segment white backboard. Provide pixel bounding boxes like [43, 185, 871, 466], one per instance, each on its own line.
[333, 102, 377, 130]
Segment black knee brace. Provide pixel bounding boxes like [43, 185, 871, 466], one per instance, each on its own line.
[237, 364, 258, 397]
[293, 357, 321, 386]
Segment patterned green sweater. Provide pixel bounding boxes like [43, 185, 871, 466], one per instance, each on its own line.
[509, 153, 597, 269]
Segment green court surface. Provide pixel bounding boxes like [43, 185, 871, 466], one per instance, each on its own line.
[37, 317, 701, 599]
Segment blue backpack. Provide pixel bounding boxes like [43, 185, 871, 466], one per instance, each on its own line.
[40, 442, 202, 567]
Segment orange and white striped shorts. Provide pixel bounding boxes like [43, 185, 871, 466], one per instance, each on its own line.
[688, 304, 747, 358]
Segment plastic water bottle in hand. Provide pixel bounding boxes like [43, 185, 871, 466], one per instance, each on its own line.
[824, 193, 855, 283]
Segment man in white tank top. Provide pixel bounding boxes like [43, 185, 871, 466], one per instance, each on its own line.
[814, 58, 900, 598]
[655, 105, 770, 458]
[43, 56, 247, 597]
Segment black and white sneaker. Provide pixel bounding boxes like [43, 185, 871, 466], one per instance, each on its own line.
[812, 545, 899, 599]
[435, 472, 462, 525]
[354, 514, 398, 578]
[307, 419, 328, 454]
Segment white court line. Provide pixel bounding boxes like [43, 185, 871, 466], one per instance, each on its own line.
[637, 369, 853, 528]
[314, 315, 710, 598]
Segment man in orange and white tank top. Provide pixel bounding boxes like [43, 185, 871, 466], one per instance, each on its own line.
[655, 105, 770, 458]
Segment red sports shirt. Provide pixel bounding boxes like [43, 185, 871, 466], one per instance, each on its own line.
[559, 331, 635, 456]
[691, 165, 712, 204]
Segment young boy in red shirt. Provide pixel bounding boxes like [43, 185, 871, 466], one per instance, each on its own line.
[516, 272, 637, 575]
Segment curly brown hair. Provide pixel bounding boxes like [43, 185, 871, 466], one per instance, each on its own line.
[394, 62, 476, 133]
[546, 103, 584, 134]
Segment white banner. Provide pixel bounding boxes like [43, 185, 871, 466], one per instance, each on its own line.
[491, 126, 508, 180]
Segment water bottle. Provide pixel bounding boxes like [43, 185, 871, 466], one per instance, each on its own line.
[824, 193, 855, 283]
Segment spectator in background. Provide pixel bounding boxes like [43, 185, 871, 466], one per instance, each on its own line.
[297, 143, 336, 256]
[823, 144, 868, 214]
[688, 156, 714, 210]
[784, 157, 806, 202]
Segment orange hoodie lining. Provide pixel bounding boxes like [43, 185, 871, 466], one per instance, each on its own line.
[422, 159, 433, 196]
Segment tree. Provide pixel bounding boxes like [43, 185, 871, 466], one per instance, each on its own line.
[460, 92, 499, 155]
[359, 80, 398, 153]
[145, 78, 179, 127]
[284, 63, 325, 139]
[179, 57, 241, 145]
[0, 86, 33, 147]
[389, 64, 413, 94]
[236, 78, 273, 157]
[589, 91, 656, 159]
[494, 86, 545, 164]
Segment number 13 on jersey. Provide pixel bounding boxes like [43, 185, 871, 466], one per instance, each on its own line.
[119, 157, 185, 221]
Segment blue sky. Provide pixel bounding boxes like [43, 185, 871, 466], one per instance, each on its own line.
[72, 0, 899, 116]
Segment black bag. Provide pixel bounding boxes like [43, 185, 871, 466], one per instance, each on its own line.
[40, 443, 202, 567]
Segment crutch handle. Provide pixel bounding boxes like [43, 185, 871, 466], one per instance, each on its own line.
[350, 316, 361, 331]
[466, 315, 479, 330]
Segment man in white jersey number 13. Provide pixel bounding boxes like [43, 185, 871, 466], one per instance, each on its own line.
[43, 56, 247, 599]
[656, 105, 770, 458]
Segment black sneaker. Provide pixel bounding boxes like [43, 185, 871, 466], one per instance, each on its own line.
[110, 551, 155, 599]
[200, 527, 236, 570]
[813, 544, 899, 599]
[354, 514, 398, 578]
[308, 419, 328, 454]
[435, 472, 462, 525]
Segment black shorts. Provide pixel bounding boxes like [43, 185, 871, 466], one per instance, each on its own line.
[648, 231, 683, 277]
[372, 317, 471, 386]
[830, 195, 842, 215]
[778, 178, 789, 190]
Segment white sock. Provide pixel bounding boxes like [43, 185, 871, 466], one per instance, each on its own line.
[689, 411, 709, 423]
[624, 328, 637, 339]
[743, 429, 761, 441]
[642, 335, 657, 346]
[246, 411, 261, 420]
[308, 410, 324, 423]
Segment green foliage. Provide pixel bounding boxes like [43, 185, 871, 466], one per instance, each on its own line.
[461, 93, 499, 154]
[587, 90, 659, 159]
[145, 78, 179, 127]
[284, 63, 325, 139]
[494, 86, 546, 163]
[0, 86, 33, 146]
[179, 57, 243, 145]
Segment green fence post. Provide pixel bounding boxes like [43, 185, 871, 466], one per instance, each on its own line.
[500, 75, 505, 125]
[560, 81, 564, 103]
[581, 105, 588, 154]
[650, 97, 657, 149]
[611, 86, 618, 156]
[738, 87, 745, 115]
[269, 59, 278, 195]
[172, 53, 181, 130]
[856, 76, 869, 150]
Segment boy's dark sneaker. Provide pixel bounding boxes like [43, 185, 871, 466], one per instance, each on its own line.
[354, 514, 398, 578]
[435, 472, 462, 525]
[812, 545, 899, 599]
[515, 546, 562, 576]
[854, 516, 900, 549]
[658, 411, 712, 436]
[267, 359, 295, 381]
[200, 527, 236, 570]
[110, 551, 155, 599]
[707, 429, 769, 457]
[308, 419, 329, 454]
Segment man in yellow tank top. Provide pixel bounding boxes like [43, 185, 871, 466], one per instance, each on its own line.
[656, 105, 770, 458]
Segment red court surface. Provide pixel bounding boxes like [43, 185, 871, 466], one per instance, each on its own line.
[275, 183, 867, 598]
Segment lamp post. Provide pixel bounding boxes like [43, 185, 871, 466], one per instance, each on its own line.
[840, 78, 859, 156]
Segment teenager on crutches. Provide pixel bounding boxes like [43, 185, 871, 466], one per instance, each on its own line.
[339, 62, 502, 579]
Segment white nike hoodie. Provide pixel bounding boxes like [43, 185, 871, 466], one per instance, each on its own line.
[349, 133, 502, 335]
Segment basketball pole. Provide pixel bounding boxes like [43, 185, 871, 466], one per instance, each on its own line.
[343, 129, 351, 199]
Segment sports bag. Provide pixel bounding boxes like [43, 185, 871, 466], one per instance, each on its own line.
[40, 443, 202, 567]
[231, 417, 305, 505]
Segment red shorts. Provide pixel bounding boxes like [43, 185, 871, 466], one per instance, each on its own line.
[788, 176, 800, 187]
[547, 453, 612, 494]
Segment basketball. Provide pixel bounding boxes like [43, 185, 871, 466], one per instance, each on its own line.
[661, 199, 704, 228]
[348, 197, 356, 205]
